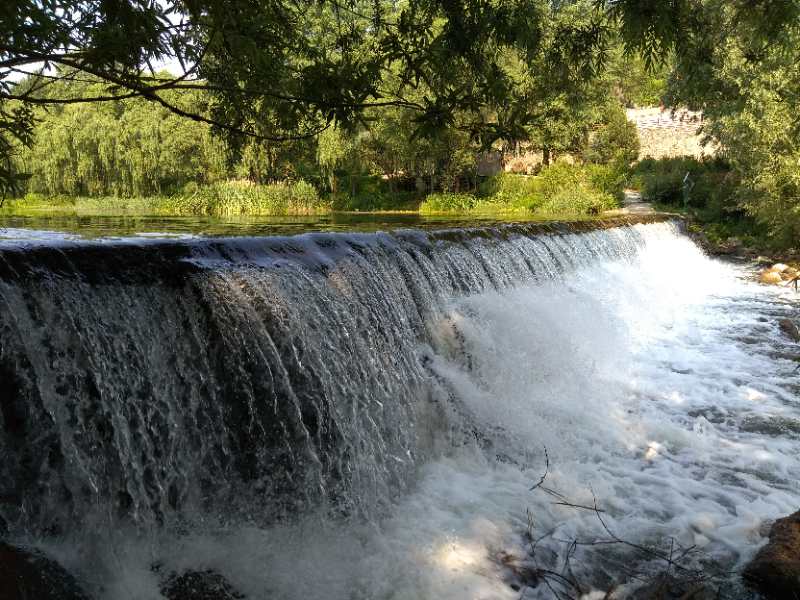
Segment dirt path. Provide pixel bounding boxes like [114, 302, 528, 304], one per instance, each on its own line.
[618, 189, 654, 215]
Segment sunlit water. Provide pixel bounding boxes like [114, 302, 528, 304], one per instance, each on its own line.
[2, 221, 797, 599]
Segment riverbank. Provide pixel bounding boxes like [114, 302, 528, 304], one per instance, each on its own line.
[3, 163, 627, 220]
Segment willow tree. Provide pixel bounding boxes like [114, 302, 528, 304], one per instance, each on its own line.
[18, 77, 229, 196]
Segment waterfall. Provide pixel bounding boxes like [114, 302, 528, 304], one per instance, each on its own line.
[0, 216, 670, 539]
[5, 215, 800, 600]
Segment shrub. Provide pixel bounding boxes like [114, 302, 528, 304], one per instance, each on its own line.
[630, 157, 690, 204]
[631, 156, 731, 208]
[162, 180, 327, 216]
[478, 172, 543, 208]
[537, 188, 618, 216]
[424, 164, 623, 215]
[330, 176, 420, 211]
[586, 163, 626, 203]
[533, 163, 584, 199]
[532, 163, 624, 208]
[419, 192, 479, 213]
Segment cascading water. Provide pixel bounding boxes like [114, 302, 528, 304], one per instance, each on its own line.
[0, 216, 797, 599]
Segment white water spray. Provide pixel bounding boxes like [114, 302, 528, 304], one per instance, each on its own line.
[2, 221, 798, 599]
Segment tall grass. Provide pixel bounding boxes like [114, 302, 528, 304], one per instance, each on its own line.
[163, 180, 328, 216]
[5, 180, 331, 216]
[537, 188, 617, 215]
[419, 192, 479, 213]
[8, 169, 624, 219]
[477, 173, 541, 209]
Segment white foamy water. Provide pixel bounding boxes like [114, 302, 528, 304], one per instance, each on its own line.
[46, 224, 799, 599]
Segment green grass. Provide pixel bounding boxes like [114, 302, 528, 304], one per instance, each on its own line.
[419, 191, 533, 216]
[2, 194, 165, 214]
[6, 180, 331, 217]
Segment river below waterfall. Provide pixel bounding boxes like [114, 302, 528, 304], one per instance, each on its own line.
[1, 218, 798, 599]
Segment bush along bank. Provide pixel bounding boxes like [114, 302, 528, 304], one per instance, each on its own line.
[420, 163, 625, 217]
[5, 180, 331, 217]
[5, 162, 629, 219]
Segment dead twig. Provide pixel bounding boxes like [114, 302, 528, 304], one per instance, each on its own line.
[517, 450, 736, 600]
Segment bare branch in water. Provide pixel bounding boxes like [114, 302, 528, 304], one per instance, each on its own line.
[511, 449, 736, 599]
[529, 446, 549, 491]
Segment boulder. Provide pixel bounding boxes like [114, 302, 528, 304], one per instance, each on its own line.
[0, 542, 91, 600]
[160, 569, 245, 600]
[779, 319, 800, 343]
[713, 237, 741, 255]
[760, 270, 783, 285]
[768, 263, 790, 273]
[743, 510, 800, 599]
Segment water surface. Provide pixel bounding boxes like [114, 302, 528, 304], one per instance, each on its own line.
[0, 212, 587, 240]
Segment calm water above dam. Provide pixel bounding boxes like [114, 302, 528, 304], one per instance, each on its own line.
[0, 217, 797, 599]
[0, 211, 590, 240]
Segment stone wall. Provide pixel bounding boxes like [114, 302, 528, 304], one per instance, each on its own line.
[626, 107, 717, 160]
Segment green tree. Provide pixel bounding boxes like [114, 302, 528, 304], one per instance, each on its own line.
[18, 77, 229, 196]
[0, 0, 622, 192]
[585, 101, 639, 166]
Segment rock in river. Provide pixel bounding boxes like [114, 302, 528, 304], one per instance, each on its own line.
[779, 318, 800, 343]
[768, 263, 790, 274]
[0, 542, 91, 600]
[160, 569, 246, 600]
[760, 270, 784, 285]
[743, 510, 800, 599]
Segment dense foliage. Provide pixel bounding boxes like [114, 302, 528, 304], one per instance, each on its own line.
[667, 19, 800, 246]
[10, 1, 653, 209]
[584, 102, 640, 166]
[5, 0, 800, 243]
[4, 1, 757, 189]
[608, 0, 800, 248]
[631, 156, 773, 249]
[420, 163, 623, 216]
[18, 82, 228, 197]
[1, 0, 619, 196]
